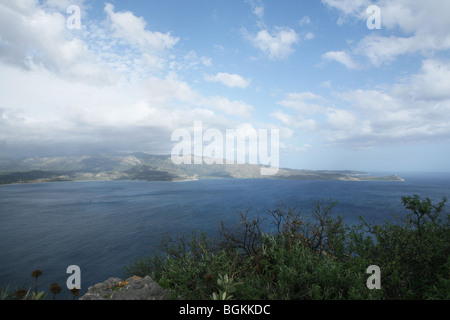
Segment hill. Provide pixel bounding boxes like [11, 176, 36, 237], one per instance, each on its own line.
[0, 153, 405, 184]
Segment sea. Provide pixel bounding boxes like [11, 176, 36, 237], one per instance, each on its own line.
[0, 172, 449, 298]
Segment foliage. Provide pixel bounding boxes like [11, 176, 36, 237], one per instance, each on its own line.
[124, 195, 449, 300]
[211, 274, 242, 300]
[0, 286, 12, 300]
[0, 269, 65, 300]
[0, 287, 49, 301]
[348, 195, 449, 299]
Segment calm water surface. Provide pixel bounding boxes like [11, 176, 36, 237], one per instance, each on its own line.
[1, 173, 449, 297]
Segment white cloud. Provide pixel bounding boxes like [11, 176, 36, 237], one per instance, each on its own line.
[304, 32, 315, 40]
[322, 0, 370, 17]
[272, 110, 294, 126]
[143, 73, 199, 107]
[337, 89, 403, 113]
[243, 1, 300, 60]
[322, 51, 361, 70]
[253, 6, 264, 19]
[325, 108, 359, 129]
[299, 16, 311, 26]
[246, 0, 265, 21]
[0, 57, 254, 156]
[247, 27, 300, 60]
[0, 0, 131, 86]
[278, 92, 326, 114]
[200, 96, 254, 119]
[0, 1, 260, 157]
[169, 50, 214, 73]
[104, 3, 179, 53]
[201, 56, 213, 67]
[0, 1, 80, 68]
[354, 35, 430, 66]
[322, 0, 450, 66]
[43, 0, 85, 12]
[274, 58, 450, 149]
[405, 59, 450, 101]
[271, 110, 318, 133]
[324, 61, 450, 147]
[205, 72, 252, 89]
[141, 73, 254, 118]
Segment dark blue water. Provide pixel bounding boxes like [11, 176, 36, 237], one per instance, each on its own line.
[0, 173, 449, 298]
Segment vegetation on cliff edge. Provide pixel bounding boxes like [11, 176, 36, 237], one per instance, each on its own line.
[124, 195, 449, 300]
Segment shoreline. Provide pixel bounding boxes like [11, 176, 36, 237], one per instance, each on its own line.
[0, 175, 406, 187]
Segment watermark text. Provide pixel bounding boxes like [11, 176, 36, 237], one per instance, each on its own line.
[171, 121, 279, 176]
[67, 5, 81, 30]
[366, 5, 381, 30]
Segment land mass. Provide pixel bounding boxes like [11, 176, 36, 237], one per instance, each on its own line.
[0, 152, 405, 185]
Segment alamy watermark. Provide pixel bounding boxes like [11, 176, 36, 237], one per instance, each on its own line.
[66, 265, 81, 290]
[366, 5, 381, 30]
[66, 5, 81, 30]
[366, 265, 381, 289]
[66, 4, 380, 31]
[171, 121, 280, 176]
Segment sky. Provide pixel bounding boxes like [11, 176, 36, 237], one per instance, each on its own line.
[0, 0, 450, 172]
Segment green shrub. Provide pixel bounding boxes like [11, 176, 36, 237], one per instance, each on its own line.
[232, 234, 383, 300]
[124, 196, 449, 300]
[352, 195, 449, 299]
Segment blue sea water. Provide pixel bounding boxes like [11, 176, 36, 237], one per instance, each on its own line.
[0, 173, 449, 298]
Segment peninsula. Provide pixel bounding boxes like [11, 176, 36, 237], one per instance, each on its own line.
[0, 152, 404, 185]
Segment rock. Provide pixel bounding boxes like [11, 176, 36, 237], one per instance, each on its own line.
[80, 275, 169, 300]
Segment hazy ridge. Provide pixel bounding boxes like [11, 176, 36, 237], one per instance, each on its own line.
[0, 152, 404, 185]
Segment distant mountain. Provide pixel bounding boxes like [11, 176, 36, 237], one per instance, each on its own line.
[0, 152, 405, 185]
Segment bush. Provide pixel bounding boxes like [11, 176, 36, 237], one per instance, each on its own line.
[123, 196, 449, 300]
[350, 195, 449, 299]
[231, 234, 382, 300]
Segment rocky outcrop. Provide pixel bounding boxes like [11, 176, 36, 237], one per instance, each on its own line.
[79, 275, 169, 300]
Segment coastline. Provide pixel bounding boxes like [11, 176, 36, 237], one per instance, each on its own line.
[0, 174, 405, 186]
[0, 154, 407, 185]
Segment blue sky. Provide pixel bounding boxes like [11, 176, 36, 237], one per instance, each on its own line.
[1, 0, 450, 172]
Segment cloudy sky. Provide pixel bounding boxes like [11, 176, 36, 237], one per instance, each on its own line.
[1, 0, 449, 172]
